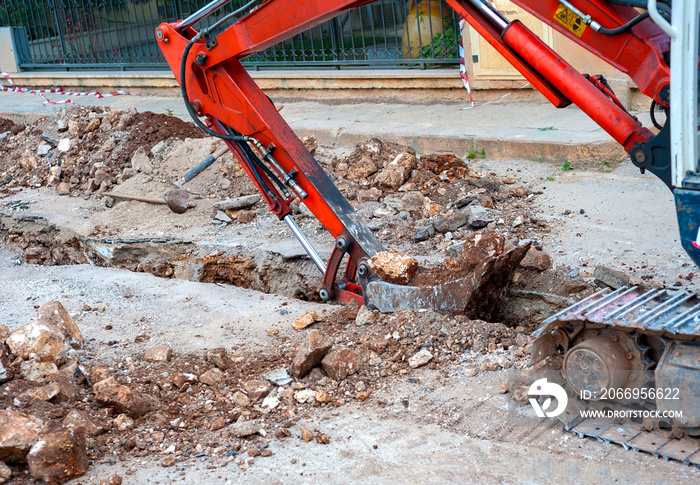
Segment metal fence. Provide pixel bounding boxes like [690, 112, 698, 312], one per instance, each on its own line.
[0, 0, 460, 70]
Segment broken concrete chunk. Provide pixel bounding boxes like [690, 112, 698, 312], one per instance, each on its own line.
[262, 368, 292, 386]
[143, 346, 173, 363]
[37, 301, 84, 349]
[213, 210, 233, 224]
[199, 368, 224, 386]
[27, 424, 87, 485]
[294, 389, 316, 403]
[92, 376, 118, 393]
[7, 320, 72, 364]
[467, 205, 500, 228]
[374, 151, 416, 190]
[206, 348, 229, 370]
[0, 462, 10, 484]
[63, 410, 103, 437]
[229, 420, 262, 438]
[232, 391, 250, 406]
[368, 250, 418, 286]
[347, 156, 378, 180]
[593, 265, 644, 290]
[57, 139, 71, 153]
[433, 210, 468, 233]
[290, 330, 333, 378]
[357, 187, 383, 203]
[243, 379, 272, 400]
[408, 349, 433, 368]
[20, 361, 59, 382]
[0, 409, 45, 463]
[355, 306, 381, 326]
[383, 191, 425, 213]
[292, 310, 318, 330]
[321, 346, 358, 381]
[214, 194, 261, 211]
[414, 224, 436, 242]
[519, 248, 553, 271]
[130, 146, 153, 174]
[94, 385, 153, 418]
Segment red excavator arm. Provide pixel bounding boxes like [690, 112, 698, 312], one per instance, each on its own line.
[156, 0, 671, 308]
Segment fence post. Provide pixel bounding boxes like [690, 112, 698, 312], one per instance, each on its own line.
[0, 27, 20, 72]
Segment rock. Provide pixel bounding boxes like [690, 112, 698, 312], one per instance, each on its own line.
[315, 390, 330, 403]
[373, 206, 396, 218]
[512, 215, 523, 227]
[374, 152, 416, 191]
[261, 394, 280, 410]
[239, 210, 257, 223]
[144, 346, 172, 363]
[56, 182, 70, 196]
[502, 177, 516, 184]
[243, 379, 272, 400]
[99, 474, 123, 485]
[206, 348, 229, 370]
[0, 410, 45, 463]
[300, 425, 313, 442]
[209, 416, 226, 431]
[27, 424, 87, 484]
[94, 385, 153, 418]
[315, 431, 331, 444]
[292, 310, 318, 330]
[0, 462, 10, 484]
[519, 248, 553, 271]
[57, 138, 71, 153]
[565, 278, 587, 294]
[383, 191, 425, 212]
[0, 346, 12, 384]
[130, 147, 153, 174]
[433, 210, 468, 233]
[446, 241, 466, 259]
[420, 153, 466, 174]
[414, 224, 436, 242]
[36, 301, 83, 349]
[294, 389, 316, 403]
[92, 376, 118, 393]
[0, 326, 8, 342]
[464, 365, 478, 377]
[367, 250, 418, 285]
[474, 175, 502, 191]
[454, 193, 479, 208]
[290, 330, 333, 378]
[37, 144, 51, 156]
[347, 156, 378, 180]
[515, 333, 530, 348]
[301, 135, 317, 154]
[355, 306, 381, 326]
[262, 368, 292, 386]
[113, 414, 134, 431]
[161, 456, 176, 467]
[408, 349, 433, 368]
[232, 391, 250, 406]
[199, 368, 224, 386]
[7, 320, 72, 364]
[357, 187, 383, 203]
[63, 410, 103, 437]
[20, 361, 59, 382]
[321, 346, 358, 381]
[150, 140, 168, 156]
[229, 420, 262, 438]
[214, 195, 261, 211]
[24, 379, 73, 403]
[594, 265, 644, 290]
[213, 210, 233, 224]
[467, 205, 500, 228]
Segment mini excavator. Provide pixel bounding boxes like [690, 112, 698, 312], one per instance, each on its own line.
[156, 0, 700, 463]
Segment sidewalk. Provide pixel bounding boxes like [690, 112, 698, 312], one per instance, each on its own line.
[0, 88, 640, 163]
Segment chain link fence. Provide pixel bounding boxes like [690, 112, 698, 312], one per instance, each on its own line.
[0, 0, 460, 70]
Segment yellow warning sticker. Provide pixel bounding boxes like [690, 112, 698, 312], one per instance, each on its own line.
[554, 4, 587, 38]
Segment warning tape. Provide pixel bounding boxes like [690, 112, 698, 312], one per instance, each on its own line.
[458, 19, 530, 110]
[0, 72, 133, 106]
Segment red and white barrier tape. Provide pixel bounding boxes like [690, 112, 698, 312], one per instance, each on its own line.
[0, 72, 133, 106]
[458, 19, 530, 110]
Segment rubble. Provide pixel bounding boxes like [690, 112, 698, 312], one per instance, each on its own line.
[94, 385, 153, 418]
[144, 346, 173, 362]
[408, 349, 433, 368]
[321, 346, 359, 381]
[0, 409, 45, 463]
[355, 306, 381, 326]
[290, 330, 333, 378]
[292, 309, 318, 330]
[0, 462, 9, 484]
[520, 248, 553, 271]
[229, 420, 262, 438]
[243, 379, 273, 400]
[199, 368, 224, 386]
[6, 320, 73, 364]
[368, 250, 418, 285]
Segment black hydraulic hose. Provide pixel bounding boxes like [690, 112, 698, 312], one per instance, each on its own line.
[605, 0, 671, 20]
[180, 39, 247, 142]
[596, 11, 651, 35]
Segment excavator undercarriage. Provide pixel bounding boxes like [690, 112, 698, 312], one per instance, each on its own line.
[156, 0, 700, 465]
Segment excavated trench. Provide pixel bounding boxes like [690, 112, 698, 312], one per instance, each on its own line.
[0, 205, 574, 324]
[0, 209, 323, 301]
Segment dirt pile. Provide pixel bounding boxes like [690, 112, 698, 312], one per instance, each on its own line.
[0, 107, 204, 195]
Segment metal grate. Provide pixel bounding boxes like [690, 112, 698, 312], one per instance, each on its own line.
[0, 0, 460, 70]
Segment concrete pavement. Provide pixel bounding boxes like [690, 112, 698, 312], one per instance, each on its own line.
[0, 85, 645, 164]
